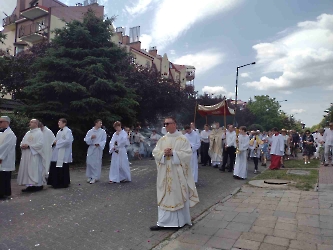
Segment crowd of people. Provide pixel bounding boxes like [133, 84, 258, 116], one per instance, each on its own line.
[0, 114, 332, 231]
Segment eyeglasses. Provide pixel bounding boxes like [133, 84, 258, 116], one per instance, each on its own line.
[164, 122, 175, 126]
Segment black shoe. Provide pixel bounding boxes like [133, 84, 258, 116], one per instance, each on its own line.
[202, 164, 207, 166]
[150, 225, 161, 231]
[219, 168, 225, 172]
[281, 165, 285, 168]
[213, 165, 218, 168]
[35, 186, 43, 191]
[22, 186, 35, 192]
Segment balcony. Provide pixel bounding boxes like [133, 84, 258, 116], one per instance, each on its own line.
[20, 5, 48, 20]
[18, 20, 48, 43]
[2, 14, 17, 27]
[186, 66, 196, 81]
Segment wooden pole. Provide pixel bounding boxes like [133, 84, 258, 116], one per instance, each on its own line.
[224, 97, 227, 129]
[194, 99, 197, 124]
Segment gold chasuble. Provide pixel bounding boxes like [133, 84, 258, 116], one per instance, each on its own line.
[209, 127, 223, 160]
[153, 131, 199, 212]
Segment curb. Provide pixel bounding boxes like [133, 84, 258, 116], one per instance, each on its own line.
[152, 187, 241, 250]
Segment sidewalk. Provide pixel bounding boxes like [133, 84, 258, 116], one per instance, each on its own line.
[154, 167, 333, 250]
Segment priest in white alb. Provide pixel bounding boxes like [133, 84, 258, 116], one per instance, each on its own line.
[39, 122, 55, 178]
[47, 118, 73, 189]
[0, 116, 17, 199]
[17, 119, 45, 192]
[151, 117, 199, 230]
[109, 121, 131, 183]
[184, 124, 201, 183]
[233, 126, 250, 179]
[209, 122, 223, 168]
[84, 119, 107, 184]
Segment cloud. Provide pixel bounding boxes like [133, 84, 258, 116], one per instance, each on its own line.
[149, 0, 243, 49]
[244, 14, 333, 91]
[240, 72, 250, 78]
[201, 86, 234, 98]
[291, 109, 306, 114]
[125, 0, 154, 16]
[173, 50, 224, 75]
[140, 34, 152, 50]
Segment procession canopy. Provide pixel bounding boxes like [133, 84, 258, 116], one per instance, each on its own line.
[197, 99, 235, 116]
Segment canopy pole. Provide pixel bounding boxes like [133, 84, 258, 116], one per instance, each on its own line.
[224, 97, 227, 129]
[194, 99, 197, 125]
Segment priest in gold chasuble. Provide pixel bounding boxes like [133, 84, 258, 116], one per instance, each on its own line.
[151, 117, 199, 230]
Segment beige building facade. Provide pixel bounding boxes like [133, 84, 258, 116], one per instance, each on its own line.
[0, 0, 103, 56]
[111, 29, 195, 88]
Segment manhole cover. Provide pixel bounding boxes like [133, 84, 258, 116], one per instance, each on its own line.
[264, 179, 290, 185]
[287, 170, 310, 176]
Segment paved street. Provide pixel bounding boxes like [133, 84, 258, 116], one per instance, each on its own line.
[0, 159, 263, 250]
[154, 164, 333, 250]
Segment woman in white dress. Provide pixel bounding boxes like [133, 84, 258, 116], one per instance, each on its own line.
[109, 121, 131, 183]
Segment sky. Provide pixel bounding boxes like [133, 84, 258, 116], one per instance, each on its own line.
[1, 0, 333, 127]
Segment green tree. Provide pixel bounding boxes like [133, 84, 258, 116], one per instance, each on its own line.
[247, 95, 283, 130]
[126, 65, 186, 125]
[19, 9, 138, 161]
[0, 32, 7, 44]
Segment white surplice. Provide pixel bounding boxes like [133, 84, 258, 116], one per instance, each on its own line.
[84, 127, 107, 180]
[109, 130, 131, 183]
[185, 130, 201, 183]
[152, 131, 199, 227]
[41, 126, 55, 175]
[270, 134, 284, 156]
[233, 134, 249, 179]
[51, 126, 73, 166]
[17, 128, 45, 186]
[0, 128, 17, 171]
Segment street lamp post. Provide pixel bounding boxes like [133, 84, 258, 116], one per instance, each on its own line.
[234, 62, 256, 126]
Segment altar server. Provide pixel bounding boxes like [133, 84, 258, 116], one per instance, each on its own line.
[233, 126, 249, 179]
[39, 122, 55, 178]
[47, 118, 73, 189]
[84, 119, 107, 184]
[109, 121, 131, 183]
[184, 125, 201, 183]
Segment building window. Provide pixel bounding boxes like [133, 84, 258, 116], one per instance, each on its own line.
[16, 46, 24, 55]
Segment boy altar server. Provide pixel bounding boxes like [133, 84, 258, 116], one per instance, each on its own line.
[85, 119, 107, 184]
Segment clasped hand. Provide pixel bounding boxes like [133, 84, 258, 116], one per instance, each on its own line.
[21, 144, 29, 149]
[164, 148, 172, 156]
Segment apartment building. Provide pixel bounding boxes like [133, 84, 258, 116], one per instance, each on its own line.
[111, 27, 195, 88]
[0, 0, 103, 56]
[0, 0, 195, 90]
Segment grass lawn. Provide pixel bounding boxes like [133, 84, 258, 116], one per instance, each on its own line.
[284, 158, 320, 168]
[252, 169, 319, 191]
